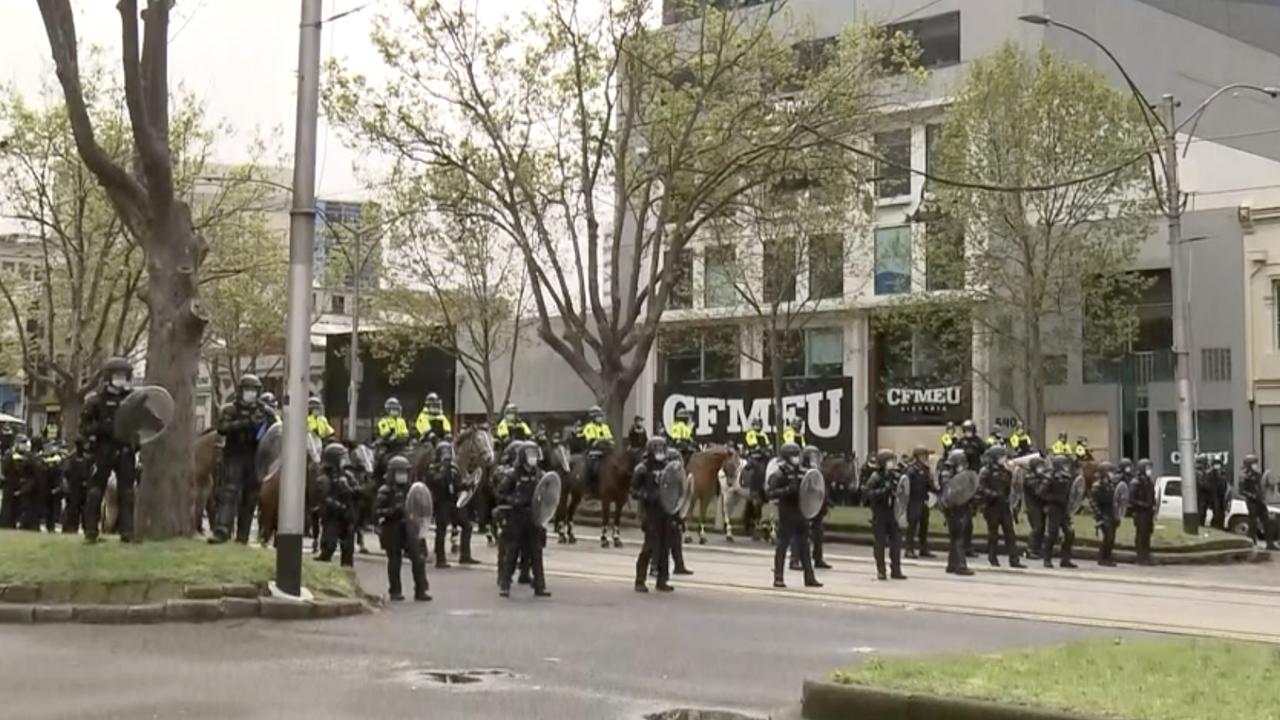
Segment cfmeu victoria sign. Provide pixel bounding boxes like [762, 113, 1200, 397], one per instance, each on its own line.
[877, 381, 969, 425]
[655, 377, 853, 453]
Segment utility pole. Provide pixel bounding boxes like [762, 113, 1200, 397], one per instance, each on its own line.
[348, 227, 361, 442]
[277, 0, 322, 596]
[1162, 94, 1200, 534]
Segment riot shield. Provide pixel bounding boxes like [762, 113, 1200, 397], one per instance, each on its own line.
[1009, 466, 1026, 516]
[1264, 470, 1280, 505]
[113, 385, 174, 446]
[456, 467, 481, 509]
[532, 471, 562, 526]
[659, 460, 687, 516]
[800, 468, 826, 520]
[405, 481, 434, 543]
[894, 474, 910, 527]
[1113, 480, 1131, 518]
[1069, 475, 1088, 514]
[255, 422, 283, 483]
[942, 470, 978, 509]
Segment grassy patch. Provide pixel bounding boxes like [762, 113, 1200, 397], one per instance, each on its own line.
[833, 638, 1280, 720]
[0, 530, 357, 597]
[821, 506, 1243, 549]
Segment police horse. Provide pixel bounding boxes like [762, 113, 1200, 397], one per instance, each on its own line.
[560, 443, 636, 547]
[683, 445, 745, 544]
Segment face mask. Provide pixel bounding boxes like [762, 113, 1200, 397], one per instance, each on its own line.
[242, 390, 258, 403]
[389, 408, 401, 417]
[393, 471, 409, 485]
[111, 373, 131, 389]
[885, 460, 898, 471]
[17, 443, 30, 453]
[788, 455, 800, 466]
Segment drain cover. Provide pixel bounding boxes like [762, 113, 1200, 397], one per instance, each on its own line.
[645, 710, 764, 720]
[415, 668, 519, 687]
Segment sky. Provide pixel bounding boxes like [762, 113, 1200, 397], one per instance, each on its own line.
[0, 0, 544, 201]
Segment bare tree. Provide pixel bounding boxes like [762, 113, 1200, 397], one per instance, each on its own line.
[325, 0, 912, 427]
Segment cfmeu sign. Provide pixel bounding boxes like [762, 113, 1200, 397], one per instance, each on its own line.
[654, 377, 853, 453]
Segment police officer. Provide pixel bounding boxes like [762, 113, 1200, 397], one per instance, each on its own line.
[1024, 456, 1048, 560]
[1206, 456, 1229, 530]
[1239, 455, 1277, 551]
[375, 397, 411, 485]
[260, 392, 279, 413]
[939, 449, 974, 576]
[1115, 458, 1134, 487]
[633, 436, 675, 593]
[3, 435, 38, 531]
[978, 446, 1024, 568]
[904, 445, 936, 559]
[578, 406, 613, 493]
[1091, 461, 1119, 567]
[986, 429, 1005, 449]
[666, 408, 695, 462]
[307, 396, 336, 442]
[62, 439, 91, 534]
[496, 441, 551, 598]
[626, 416, 648, 451]
[1074, 436, 1093, 463]
[316, 443, 357, 566]
[43, 415, 61, 444]
[742, 418, 772, 540]
[863, 449, 906, 581]
[80, 357, 138, 543]
[1042, 455, 1079, 569]
[414, 393, 452, 445]
[1131, 458, 1159, 563]
[957, 420, 984, 471]
[940, 421, 957, 457]
[430, 441, 477, 567]
[782, 417, 806, 447]
[1050, 432, 1071, 457]
[768, 443, 822, 588]
[1007, 420, 1033, 458]
[39, 438, 65, 532]
[211, 374, 276, 544]
[375, 456, 430, 601]
[495, 403, 532, 448]
[794, 445, 833, 570]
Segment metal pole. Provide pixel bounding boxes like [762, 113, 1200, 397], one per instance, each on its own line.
[277, 0, 322, 596]
[1163, 94, 1200, 534]
[348, 229, 360, 442]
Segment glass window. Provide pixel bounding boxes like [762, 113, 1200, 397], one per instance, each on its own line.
[667, 247, 692, 309]
[704, 246, 737, 308]
[925, 124, 943, 173]
[874, 226, 912, 295]
[763, 329, 805, 378]
[885, 11, 961, 70]
[874, 129, 912, 199]
[1165, 480, 1181, 498]
[1201, 348, 1231, 383]
[329, 293, 347, 315]
[925, 221, 964, 291]
[808, 234, 843, 300]
[660, 327, 739, 383]
[806, 328, 843, 376]
[703, 327, 739, 380]
[763, 239, 798, 304]
[1044, 354, 1068, 386]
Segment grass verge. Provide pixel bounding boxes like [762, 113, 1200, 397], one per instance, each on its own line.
[832, 637, 1280, 720]
[0, 530, 357, 597]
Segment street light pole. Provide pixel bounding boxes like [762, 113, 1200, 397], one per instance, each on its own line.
[348, 228, 361, 442]
[278, 0, 322, 596]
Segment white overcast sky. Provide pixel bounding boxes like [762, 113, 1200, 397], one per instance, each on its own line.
[0, 0, 538, 201]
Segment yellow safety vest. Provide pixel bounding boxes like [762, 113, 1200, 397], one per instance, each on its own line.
[668, 421, 693, 441]
[377, 415, 409, 441]
[415, 412, 452, 437]
[1051, 440, 1070, 456]
[580, 422, 613, 442]
[745, 430, 771, 449]
[307, 414, 335, 439]
[782, 427, 806, 446]
[496, 419, 531, 440]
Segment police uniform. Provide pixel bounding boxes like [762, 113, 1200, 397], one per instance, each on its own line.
[428, 448, 475, 566]
[496, 449, 550, 597]
[1042, 457, 1078, 568]
[376, 465, 430, 601]
[938, 452, 973, 575]
[782, 426, 806, 447]
[1090, 465, 1119, 567]
[1007, 429, 1033, 457]
[977, 450, 1023, 568]
[863, 452, 905, 581]
[307, 412, 336, 442]
[375, 411, 411, 485]
[666, 419, 695, 461]
[495, 417, 532, 446]
[213, 383, 277, 544]
[632, 441, 674, 591]
[317, 456, 357, 566]
[414, 409, 452, 444]
[38, 442, 65, 532]
[1130, 460, 1159, 563]
[62, 441, 92, 534]
[80, 360, 138, 542]
[1051, 438, 1071, 457]
[1238, 457, 1277, 551]
[768, 446, 821, 588]
[1, 442, 38, 530]
[627, 421, 649, 451]
[579, 417, 614, 490]
[904, 454, 936, 558]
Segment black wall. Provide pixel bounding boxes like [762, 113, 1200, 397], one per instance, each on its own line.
[323, 332, 455, 436]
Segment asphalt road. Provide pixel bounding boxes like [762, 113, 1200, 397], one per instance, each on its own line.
[0, 549, 1108, 720]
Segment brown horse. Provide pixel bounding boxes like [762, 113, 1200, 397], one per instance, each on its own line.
[559, 445, 636, 547]
[191, 429, 221, 532]
[256, 436, 322, 545]
[683, 445, 744, 544]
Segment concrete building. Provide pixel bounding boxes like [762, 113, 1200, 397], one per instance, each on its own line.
[1243, 201, 1280, 469]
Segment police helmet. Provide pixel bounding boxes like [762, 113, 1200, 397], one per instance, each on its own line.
[875, 448, 896, 467]
[321, 442, 348, 468]
[751, 418, 763, 431]
[260, 392, 277, 407]
[802, 445, 823, 468]
[425, 392, 441, 411]
[1028, 456, 1047, 472]
[504, 403, 518, 417]
[645, 435, 668, 459]
[1058, 431, 1069, 441]
[984, 445, 1008, 463]
[308, 396, 322, 411]
[779, 443, 802, 464]
[1118, 458, 1133, 473]
[912, 445, 930, 459]
[1051, 454, 1071, 472]
[945, 421, 956, 431]
[1243, 454, 1259, 468]
[946, 449, 967, 469]
[961, 419, 976, 434]
[436, 441, 455, 464]
[1097, 461, 1116, 475]
[1136, 458, 1153, 475]
[1195, 454, 1208, 469]
[675, 407, 690, 422]
[519, 440, 542, 469]
[385, 397, 402, 414]
[102, 356, 132, 379]
[386, 455, 412, 483]
[589, 405, 604, 421]
[239, 374, 263, 390]
[789, 416, 803, 430]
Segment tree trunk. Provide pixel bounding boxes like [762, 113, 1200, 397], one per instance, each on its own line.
[602, 388, 626, 436]
[1025, 315, 1047, 447]
[57, 387, 83, 442]
[136, 206, 204, 540]
[768, 324, 784, 433]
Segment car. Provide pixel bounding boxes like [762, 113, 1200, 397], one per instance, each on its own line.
[1156, 476, 1280, 538]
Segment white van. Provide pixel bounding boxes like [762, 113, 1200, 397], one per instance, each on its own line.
[1156, 476, 1280, 537]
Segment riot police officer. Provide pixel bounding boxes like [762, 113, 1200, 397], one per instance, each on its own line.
[211, 374, 277, 545]
[62, 439, 92, 534]
[904, 445, 936, 559]
[1131, 458, 1159, 563]
[496, 441, 551, 598]
[794, 445, 832, 570]
[768, 443, 821, 588]
[1042, 455, 1078, 569]
[938, 449, 974, 576]
[863, 449, 906, 581]
[38, 438, 65, 532]
[1024, 455, 1048, 560]
[430, 441, 477, 567]
[80, 357, 138, 543]
[317, 443, 357, 566]
[1239, 455, 1277, 551]
[3, 434, 38, 531]
[1091, 461, 1120, 567]
[633, 436, 675, 593]
[627, 416, 649, 452]
[375, 456, 430, 601]
[978, 446, 1024, 568]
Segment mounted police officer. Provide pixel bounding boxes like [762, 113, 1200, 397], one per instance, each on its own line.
[863, 449, 906, 581]
[904, 445, 936, 559]
[80, 357, 138, 543]
[627, 416, 649, 452]
[939, 449, 974, 576]
[633, 436, 675, 593]
[375, 397, 411, 485]
[1050, 432, 1071, 457]
[375, 456, 430, 601]
[666, 408, 696, 464]
[768, 443, 822, 588]
[742, 418, 772, 540]
[1131, 458, 1159, 563]
[1074, 436, 1093, 463]
[782, 417, 806, 447]
[940, 421, 957, 457]
[316, 443, 357, 566]
[977, 445, 1024, 568]
[495, 403, 531, 449]
[496, 440, 551, 598]
[414, 393, 452, 446]
[211, 374, 276, 545]
[1042, 454, 1078, 569]
[307, 396, 336, 442]
[1007, 420, 1033, 458]
[578, 406, 613, 494]
[1239, 455, 1277, 551]
[1091, 461, 1119, 567]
